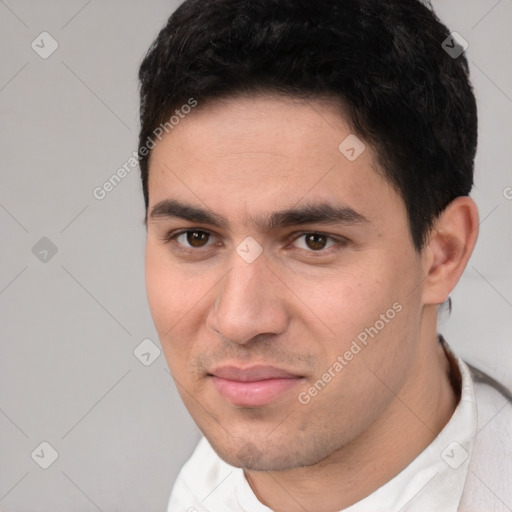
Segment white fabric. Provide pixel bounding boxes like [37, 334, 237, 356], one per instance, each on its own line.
[459, 373, 512, 511]
[168, 354, 512, 511]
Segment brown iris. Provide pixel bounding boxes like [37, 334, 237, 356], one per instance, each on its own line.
[187, 230, 209, 247]
[305, 233, 327, 250]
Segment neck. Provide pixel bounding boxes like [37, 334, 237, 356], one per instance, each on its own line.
[244, 330, 459, 512]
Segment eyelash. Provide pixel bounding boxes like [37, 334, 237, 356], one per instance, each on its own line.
[162, 229, 348, 256]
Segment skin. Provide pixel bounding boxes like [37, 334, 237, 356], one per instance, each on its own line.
[145, 95, 479, 511]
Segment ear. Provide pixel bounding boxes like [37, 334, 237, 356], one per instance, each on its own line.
[422, 197, 479, 305]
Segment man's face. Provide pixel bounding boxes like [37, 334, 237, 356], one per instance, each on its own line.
[145, 95, 426, 471]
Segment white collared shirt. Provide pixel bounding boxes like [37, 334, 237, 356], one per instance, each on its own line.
[168, 352, 512, 511]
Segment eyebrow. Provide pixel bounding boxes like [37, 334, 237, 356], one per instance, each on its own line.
[148, 198, 369, 230]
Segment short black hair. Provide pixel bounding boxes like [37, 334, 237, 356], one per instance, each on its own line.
[138, 0, 477, 250]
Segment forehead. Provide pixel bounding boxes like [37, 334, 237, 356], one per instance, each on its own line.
[150, 94, 351, 170]
[147, 95, 407, 231]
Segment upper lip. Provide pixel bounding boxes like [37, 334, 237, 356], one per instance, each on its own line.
[209, 365, 301, 382]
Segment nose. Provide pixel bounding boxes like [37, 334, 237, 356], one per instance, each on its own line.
[207, 255, 290, 345]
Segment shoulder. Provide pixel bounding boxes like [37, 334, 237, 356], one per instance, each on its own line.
[459, 366, 512, 511]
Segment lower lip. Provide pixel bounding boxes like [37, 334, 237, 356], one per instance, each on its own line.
[210, 376, 302, 407]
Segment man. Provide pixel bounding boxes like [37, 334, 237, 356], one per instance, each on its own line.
[138, 0, 512, 510]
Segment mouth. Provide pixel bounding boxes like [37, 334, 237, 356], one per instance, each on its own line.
[207, 365, 304, 407]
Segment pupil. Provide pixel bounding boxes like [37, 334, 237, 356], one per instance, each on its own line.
[187, 230, 208, 247]
[306, 233, 326, 250]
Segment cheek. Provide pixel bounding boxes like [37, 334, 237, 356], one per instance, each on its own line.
[293, 266, 395, 338]
[144, 241, 219, 373]
[145, 242, 174, 328]
[298, 254, 420, 355]
[144, 241, 199, 338]
[145, 250, 191, 377]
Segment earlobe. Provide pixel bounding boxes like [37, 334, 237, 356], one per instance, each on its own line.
[422, 197, 479, 305]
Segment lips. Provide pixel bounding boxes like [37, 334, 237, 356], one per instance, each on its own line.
[208, 365, 303, 407]
[210, 365, 299, 381]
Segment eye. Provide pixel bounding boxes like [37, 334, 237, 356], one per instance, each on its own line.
[174, 229, 213, 248]
[292, 232, 338, 251]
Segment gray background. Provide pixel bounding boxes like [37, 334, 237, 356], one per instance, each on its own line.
[0, 0, 511, 510]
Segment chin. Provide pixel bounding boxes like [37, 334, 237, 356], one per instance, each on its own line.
[206, 432, 329, 471]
